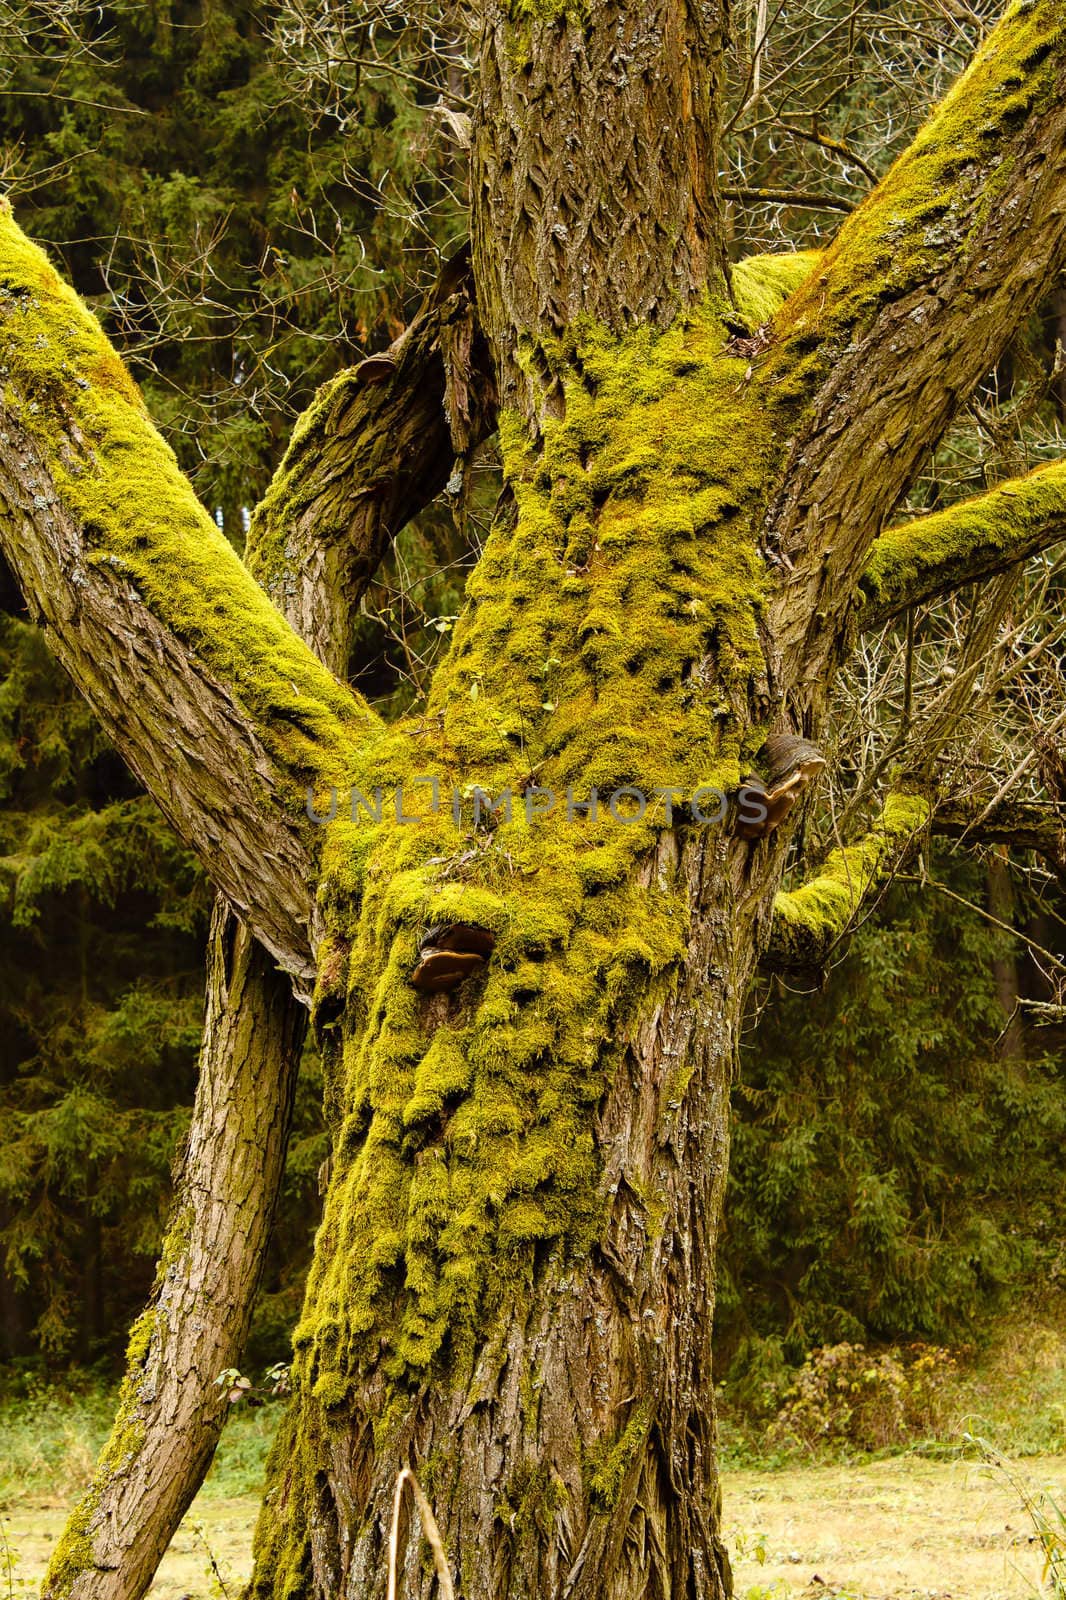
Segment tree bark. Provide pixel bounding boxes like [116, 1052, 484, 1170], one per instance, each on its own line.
[42, 906, 304, 1600]
[4, 5, 1066, 1600]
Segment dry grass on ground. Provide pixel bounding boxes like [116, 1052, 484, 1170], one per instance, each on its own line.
[725, 1452, 1066, 1599]
[1, 1453, 1063, 1598]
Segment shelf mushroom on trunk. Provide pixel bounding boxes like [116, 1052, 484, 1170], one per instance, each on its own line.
[736, 734, 827, 840]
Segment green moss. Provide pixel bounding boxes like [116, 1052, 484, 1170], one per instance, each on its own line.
[506, 0, 587, 23]
[496, 1459, 570, 1541]
[0, 202, 372, 816]
[586, 1401, 652, 1513]
[773, 792, 931, 952]
[730, 251, 822, 330]
[41, 1310, 156, 1595]
[272, 302, 778, 1508]
[42, 1483, 99, 1597]
[860, 458, 1066, 622]
[245, 366, 356, 599]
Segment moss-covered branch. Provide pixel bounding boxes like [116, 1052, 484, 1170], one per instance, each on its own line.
[766, 787, 1066, 972]
[0, 202, 378, 986]
[764, 792, 931, 972]
[247, 247, 498, 676]
[858, 457, 1066, 628]
[763, 0, 1066, 689]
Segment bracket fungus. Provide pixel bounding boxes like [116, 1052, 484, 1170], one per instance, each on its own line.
[736, 733, 826, 840]
[410, 922, 496, 993]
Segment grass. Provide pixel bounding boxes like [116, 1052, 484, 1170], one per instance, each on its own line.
[0, 1372, 283, 1510]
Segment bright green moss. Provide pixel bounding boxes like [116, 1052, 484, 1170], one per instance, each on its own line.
[285, 301, 778, 1426]
[773, 792, 931, 950]
[730, 251, 822, 330]
[586, 1402, 652, 1514]
[860, 458, 1066, 622]
[0, 202, 371, 810]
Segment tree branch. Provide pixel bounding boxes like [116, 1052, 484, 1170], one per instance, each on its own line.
[765, 791, 1066, 973]
[763, 791, 930, 972]
[858, 458, 1066, 628]
[0, 202, 377, 987]
[763, 0, 1066, 692]
[933, 797, 1066, 882]
[724, 185, 854, 213]
[247, 245, 498, 677]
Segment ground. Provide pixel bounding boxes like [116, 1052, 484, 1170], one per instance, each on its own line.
[2, 1453, 1063, 1598]
[3, 1310, 1063, 1596]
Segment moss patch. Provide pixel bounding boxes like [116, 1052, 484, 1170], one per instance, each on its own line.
[293, 300, 779, 1395]
[0, 202, 372, 815]
[731, 251, 822, 330]
[772, 791, 931, 959]
[860, 457, 1066, 622]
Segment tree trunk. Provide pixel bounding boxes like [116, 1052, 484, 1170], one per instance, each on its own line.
[248, 9, 782, 1592]
[44, 905, 304, 1600]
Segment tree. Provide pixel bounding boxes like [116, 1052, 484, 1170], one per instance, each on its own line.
[2, 2, 1066, 1597]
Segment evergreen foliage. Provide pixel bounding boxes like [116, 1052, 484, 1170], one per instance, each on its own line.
[0, 612, 207, 1361]
[0, 0, 461, 529]
[721, 854, 1066, 1385]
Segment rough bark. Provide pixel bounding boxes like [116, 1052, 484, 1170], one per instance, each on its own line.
[471, 0, 729, 418]
[247, 247, 498, 676]
[0, 202, 378, 992]
[42, 907, 304, 1600]
[4, 5, 1066, 1600]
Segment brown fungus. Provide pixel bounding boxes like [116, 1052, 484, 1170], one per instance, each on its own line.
[410, 923, 496, 993]
[735, 734, 826, 840]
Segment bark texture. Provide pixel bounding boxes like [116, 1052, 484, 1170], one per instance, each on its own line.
[40, 253, 497, 1599]
[42, 906, 303, 1600]
[248, 247, 498, 676]
[471, 0, 729, 417]
[0, 204, 378, 992]
[764, 1, 1066, 699]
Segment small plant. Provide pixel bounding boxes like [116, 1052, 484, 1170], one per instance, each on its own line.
[0, 1521, 31, 1600]
[189, 1519, 234, 1600]
[969, 1436, 1066, 1597]
[766, 1341, 958, 1455]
